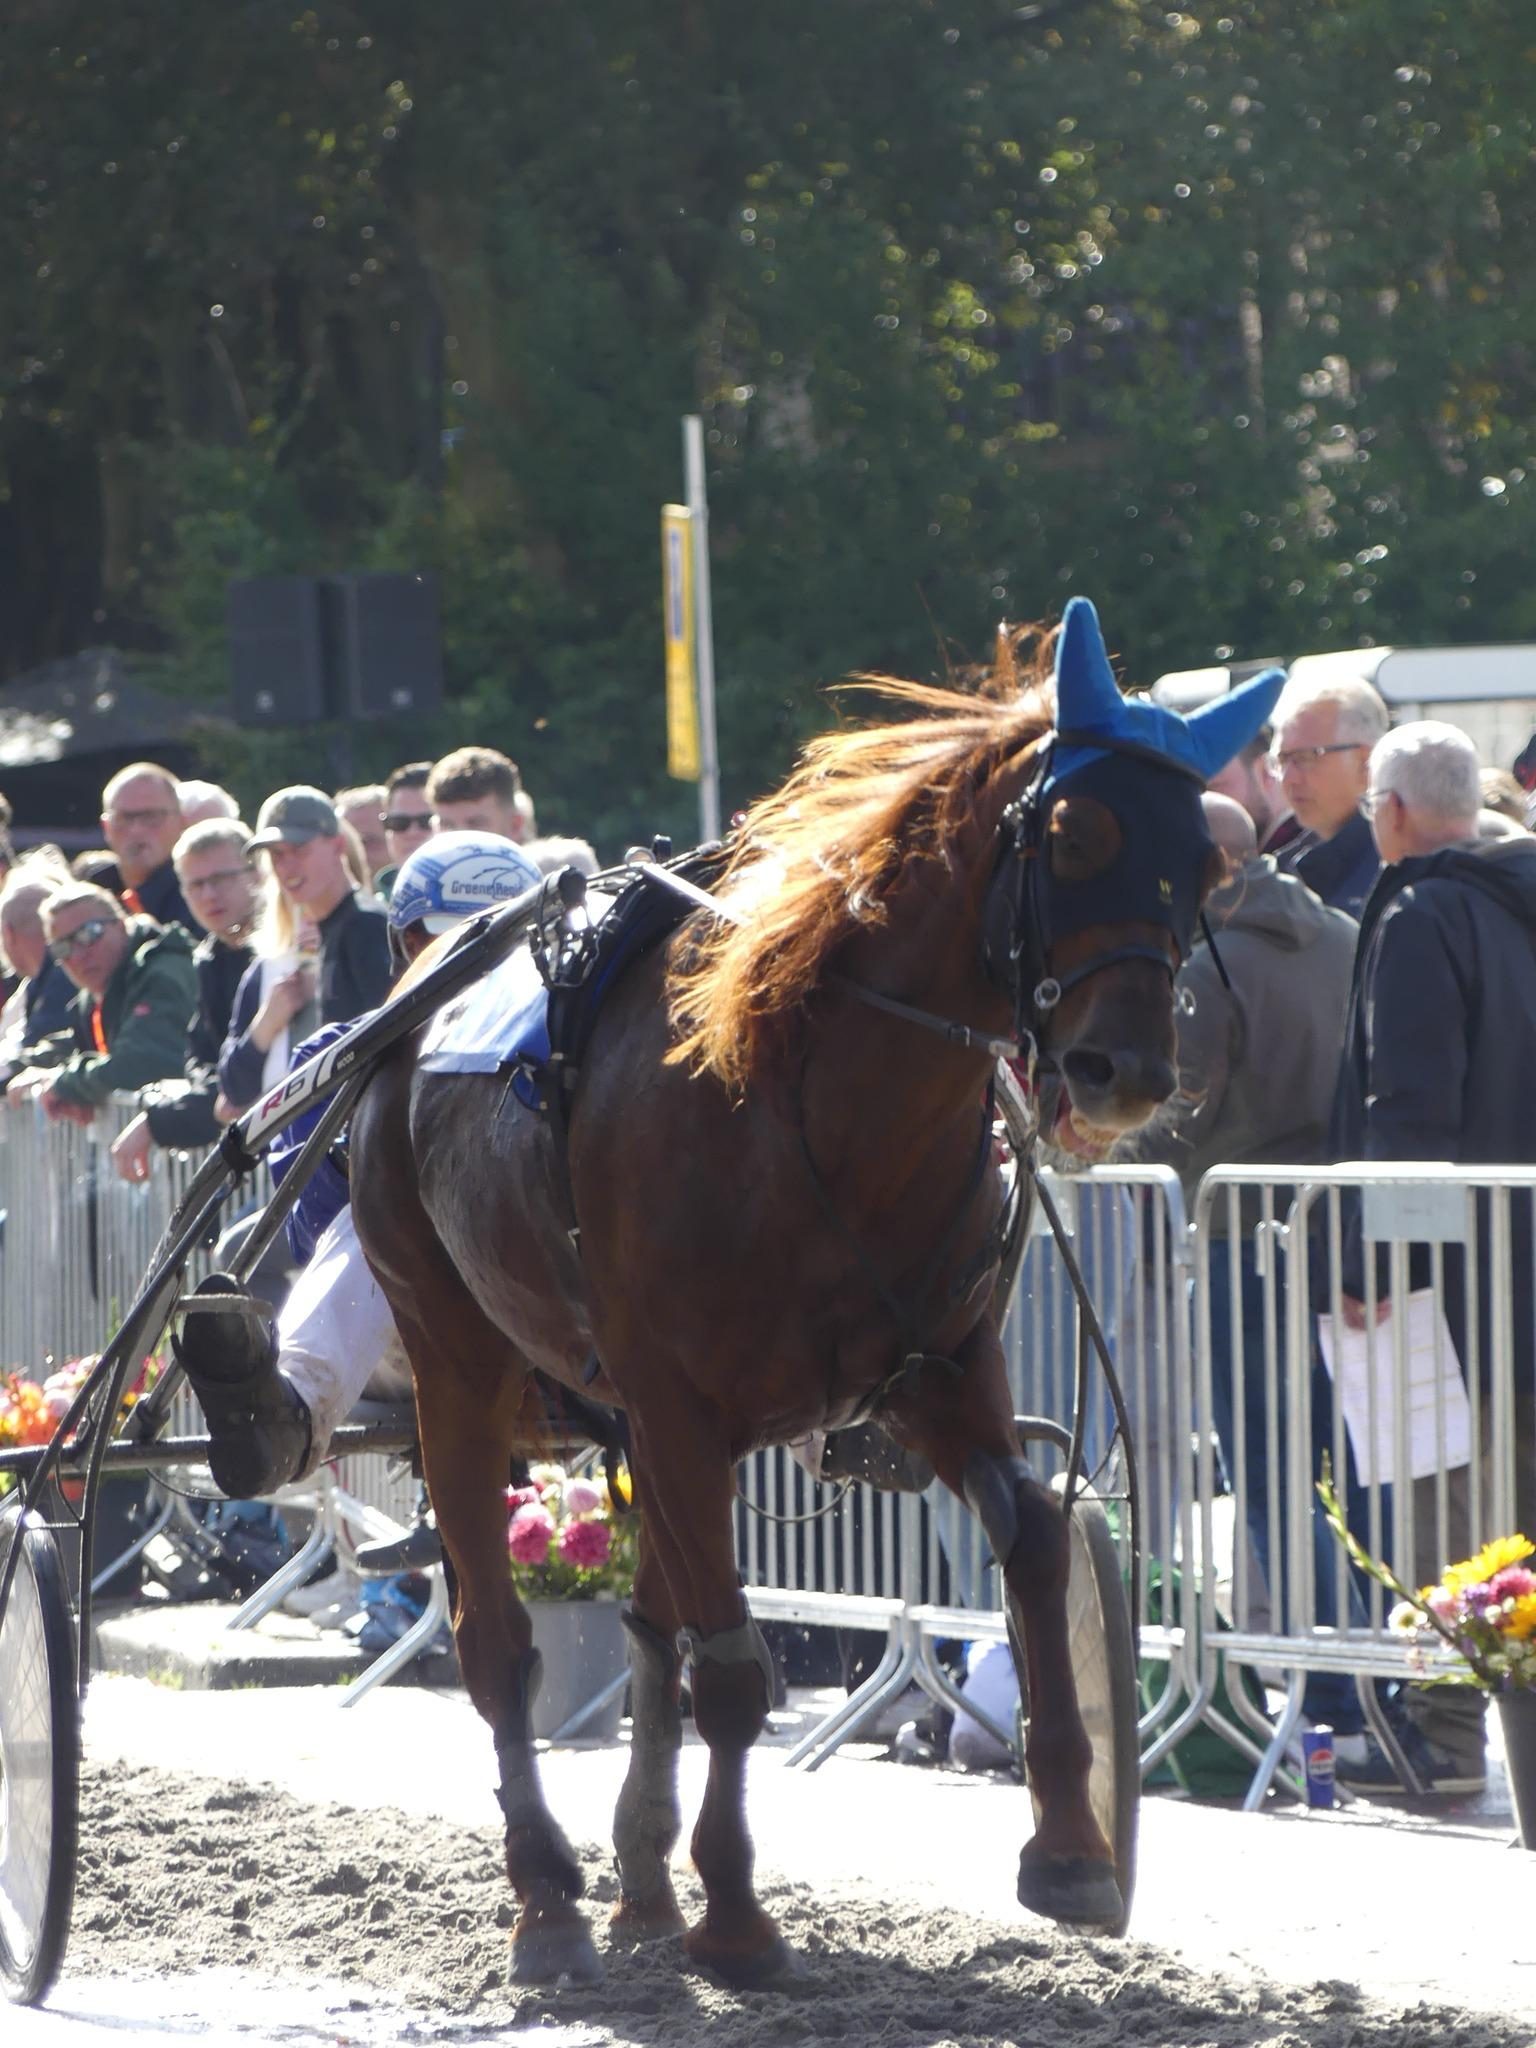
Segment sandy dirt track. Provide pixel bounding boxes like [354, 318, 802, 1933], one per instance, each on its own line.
[14, 1749, 1523, 2048]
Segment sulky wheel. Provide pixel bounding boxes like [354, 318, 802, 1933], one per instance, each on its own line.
[1010, 1475, 1140, 1936]
[0, 1504, 79, 2006]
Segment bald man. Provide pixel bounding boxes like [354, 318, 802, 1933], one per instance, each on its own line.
[1123, 790, 1362, 1733]
[1202, 788, 1259, 870]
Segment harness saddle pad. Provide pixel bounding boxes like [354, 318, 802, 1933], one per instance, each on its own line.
[418, 889, 619, 1081]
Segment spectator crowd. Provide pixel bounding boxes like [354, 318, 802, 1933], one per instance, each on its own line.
[0, 745, 596, 1177]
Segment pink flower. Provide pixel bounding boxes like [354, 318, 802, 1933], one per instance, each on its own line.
[1490, 1567, 1536, 1602]
[1426, 1587, 1460, 1624]
[508, 1503, 554, 1564]
[504, 1484, 542, 1511]
[562, 1478, 603, 1516]
[556, 1518, 613, 1570]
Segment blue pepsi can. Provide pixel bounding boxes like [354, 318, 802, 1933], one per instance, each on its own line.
[1301, 1727, 1335, 1808]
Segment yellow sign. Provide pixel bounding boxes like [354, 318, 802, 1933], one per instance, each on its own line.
[662, 504, 700, 781]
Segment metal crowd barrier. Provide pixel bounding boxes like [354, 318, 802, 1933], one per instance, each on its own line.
[0, 1093, 420, 1532]
[9, 1095, 1523, 1799]
[1192, 1163, 1536, 1805]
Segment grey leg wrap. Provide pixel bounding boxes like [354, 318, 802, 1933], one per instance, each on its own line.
[613, 1609, 684, 1913]
[623, 1608, 682, 1737]
[963, 1451, 1035, 1569]
[677, 1613, 777, 1704]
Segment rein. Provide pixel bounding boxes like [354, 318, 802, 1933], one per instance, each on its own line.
[636, 851, 1026, 1063]
[828, 974, 1021, 1062]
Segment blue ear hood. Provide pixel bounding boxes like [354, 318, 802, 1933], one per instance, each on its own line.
[1049, 596, 1285, 787]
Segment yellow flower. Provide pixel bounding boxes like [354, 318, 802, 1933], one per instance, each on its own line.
[1503, 1593, 1536, 1643]
[1434, 1534, 1535, 1598]
[1471, 1533, 1535, 1577]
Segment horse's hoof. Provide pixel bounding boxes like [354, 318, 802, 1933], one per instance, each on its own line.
[685, 1921, 802, 1989]
[510, 1910, 604, 1985]
[610, 1893, 687, 1945]
[1016, 1848, 1124, 1933]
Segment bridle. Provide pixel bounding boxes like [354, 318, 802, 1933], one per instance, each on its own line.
[982, 728, 1198, 1036]
[837, 726, 1206, 1068]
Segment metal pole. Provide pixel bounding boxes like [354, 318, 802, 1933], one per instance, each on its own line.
[683, 414, 722, 843]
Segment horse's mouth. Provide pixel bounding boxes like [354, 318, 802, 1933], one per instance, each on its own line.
[1048, 1089, 1124, 1163]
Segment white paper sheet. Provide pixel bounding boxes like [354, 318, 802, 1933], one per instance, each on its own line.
[1315, 1288, 1472, 1487]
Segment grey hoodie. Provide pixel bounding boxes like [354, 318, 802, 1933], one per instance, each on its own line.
[1123, 855, 1358, 1225]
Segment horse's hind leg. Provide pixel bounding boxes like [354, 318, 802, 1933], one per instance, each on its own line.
[881, 1318, 1123, 1932]
[623, 1407, 790, 1987]
[386, 1296, 600, 1985]
[609, 1532, 687, 1943]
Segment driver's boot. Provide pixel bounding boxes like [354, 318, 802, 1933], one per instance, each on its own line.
[172, 1273, 312, 1499]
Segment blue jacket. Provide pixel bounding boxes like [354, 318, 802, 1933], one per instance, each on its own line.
[1277, 809, 1379, 921]
[268, 1019, 370, 1263]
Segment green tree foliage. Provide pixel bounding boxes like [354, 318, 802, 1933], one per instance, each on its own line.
[5, 2, 1535, 846]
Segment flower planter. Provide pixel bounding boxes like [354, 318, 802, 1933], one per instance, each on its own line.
[525, 1597, 628, 1742]
[1497, 1689, 1536, 1849]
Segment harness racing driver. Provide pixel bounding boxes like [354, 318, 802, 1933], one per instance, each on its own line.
[174, 831, 542, 1500]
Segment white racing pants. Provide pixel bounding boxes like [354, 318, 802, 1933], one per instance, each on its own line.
[277, 1203, 413, 1475]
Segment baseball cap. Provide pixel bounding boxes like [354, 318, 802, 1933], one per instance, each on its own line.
[388, 830, 541, 934]
[246, 786, 340, 850]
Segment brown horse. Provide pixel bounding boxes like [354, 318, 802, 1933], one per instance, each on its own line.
[348, 601, 1281, 1986]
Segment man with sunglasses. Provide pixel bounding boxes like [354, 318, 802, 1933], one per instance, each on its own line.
[3, 882, 195, 1122]
[1269, 678, 1389, 918]
[109, 819, 263, 1181]
[373, 761, 437, 903]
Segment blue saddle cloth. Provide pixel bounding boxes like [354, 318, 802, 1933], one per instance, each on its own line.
[418, 934, 551, 1085]
[418, 889, 622, 1106]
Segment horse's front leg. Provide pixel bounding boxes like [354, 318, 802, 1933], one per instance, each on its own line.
[881, 1317, 1122, 1932]
[610, 1533, 687, 1942]
[625, 1409, 791, 1988]
[400, 1318, 600, 1985]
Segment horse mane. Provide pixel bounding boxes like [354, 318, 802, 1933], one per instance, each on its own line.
[666, 624, 1056, 1091]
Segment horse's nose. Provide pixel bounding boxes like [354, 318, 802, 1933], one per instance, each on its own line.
[1060, 1045, 1177, 1126]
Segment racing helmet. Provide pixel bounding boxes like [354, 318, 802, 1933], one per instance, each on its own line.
[388, 830, 541, 936]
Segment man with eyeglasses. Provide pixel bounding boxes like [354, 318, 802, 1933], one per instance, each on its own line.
[3, 882, 195, 1122]
[1269, 678, 1389, 918]
[109, 819, 262, 1182]
[99, 761, 194, 933]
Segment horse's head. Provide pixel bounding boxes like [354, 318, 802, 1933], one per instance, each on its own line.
[982, 599, 1284, 1153]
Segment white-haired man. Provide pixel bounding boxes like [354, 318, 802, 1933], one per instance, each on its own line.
[0, 856, 78, 1077]
[1270, 677, 1389, 917]
[1331, 720, 1536, 1796]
